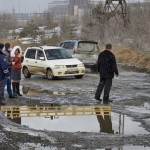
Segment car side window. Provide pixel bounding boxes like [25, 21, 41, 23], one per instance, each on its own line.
[69, 42, 75, 49]
[37, 50, 45, 60]
[62, 42, 75, 49]
[25, 49, 36, 59]
[63, 42, 70, 49]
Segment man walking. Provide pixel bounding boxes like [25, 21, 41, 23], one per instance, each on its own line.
[0, 43, 10, 105]
[95, 44, 119, 103]
[2, 43, 15, 98]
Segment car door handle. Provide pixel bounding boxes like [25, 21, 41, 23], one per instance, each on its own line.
[26, 60, 28, 62]
[35, 61, 37, 63]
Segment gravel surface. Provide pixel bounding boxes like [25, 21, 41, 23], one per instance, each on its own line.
[0, 65, 150, 150]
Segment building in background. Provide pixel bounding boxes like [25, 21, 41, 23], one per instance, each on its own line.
[48, 1, 69, 16]
[69, 0, 90, 16]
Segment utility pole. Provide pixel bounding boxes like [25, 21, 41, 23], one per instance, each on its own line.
[104, 0, 129, 26]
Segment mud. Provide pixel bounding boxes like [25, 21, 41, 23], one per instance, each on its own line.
[0, 65, 150, 150]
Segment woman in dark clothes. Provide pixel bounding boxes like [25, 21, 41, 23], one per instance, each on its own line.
[11, 48, 22, 97]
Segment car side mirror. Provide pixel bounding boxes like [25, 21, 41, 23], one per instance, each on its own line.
[39, 57, 45, 60]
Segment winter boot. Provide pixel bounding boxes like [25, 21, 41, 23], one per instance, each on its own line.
[16, 82, 22, 96]
[12, 82, 17, 97]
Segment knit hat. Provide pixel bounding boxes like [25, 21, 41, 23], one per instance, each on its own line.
[0, 43, 4, 50]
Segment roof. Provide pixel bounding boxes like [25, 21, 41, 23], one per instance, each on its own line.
[63, 40, 98, 43]
[28, 45, 62, 50]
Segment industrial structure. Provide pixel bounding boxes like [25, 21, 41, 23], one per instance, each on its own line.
[104, 0, 129, 26]
[10, 0, 129, 26]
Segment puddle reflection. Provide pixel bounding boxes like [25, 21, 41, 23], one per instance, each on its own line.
[20, 144, 150, 150]
[0, 105, 149, 135]
[22, 86, 66, 95]
[97, 145, 150, 150]
[95, 107, 113, 134]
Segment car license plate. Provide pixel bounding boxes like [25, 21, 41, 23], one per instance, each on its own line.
[67, 68, 78, 72]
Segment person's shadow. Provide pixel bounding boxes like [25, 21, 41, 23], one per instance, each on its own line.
[95, 107, 114, 134]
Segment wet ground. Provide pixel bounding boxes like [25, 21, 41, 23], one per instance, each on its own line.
[0, 65, 150, 150]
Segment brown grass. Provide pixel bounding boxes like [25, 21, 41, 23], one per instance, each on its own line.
[113, 46, 150, 71]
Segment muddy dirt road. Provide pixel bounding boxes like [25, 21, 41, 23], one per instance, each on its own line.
[0, 66, 150, 150]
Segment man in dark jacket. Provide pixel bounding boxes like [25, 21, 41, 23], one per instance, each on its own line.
[95, 44, 119, 102]
[0, 43, 10, 105]
[2, 43, 15, 98]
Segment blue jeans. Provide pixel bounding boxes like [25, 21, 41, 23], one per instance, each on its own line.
[2, 69, 13, 97]
[0, 80, 3, 99]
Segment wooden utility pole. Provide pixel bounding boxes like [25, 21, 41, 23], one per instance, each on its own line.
[104, 0, 129, 26]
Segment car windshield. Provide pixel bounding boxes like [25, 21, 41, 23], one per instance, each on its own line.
[77, 42, 100, 53]
[45, 48, 73, 60]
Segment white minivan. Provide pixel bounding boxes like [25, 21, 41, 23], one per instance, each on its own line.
[22, 46, 85, 79]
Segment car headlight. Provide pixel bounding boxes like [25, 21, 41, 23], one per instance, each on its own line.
[54, 65, 65, 69]
[78, 63, 84, 67]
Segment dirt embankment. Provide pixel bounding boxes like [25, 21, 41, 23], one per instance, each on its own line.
[113, 46, 150, 72]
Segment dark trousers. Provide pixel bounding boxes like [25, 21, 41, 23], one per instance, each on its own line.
[2, 70, 13, 97]
[95, 78, 112, 101]
[0, 80, 2, 99]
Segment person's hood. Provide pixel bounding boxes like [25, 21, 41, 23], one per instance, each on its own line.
[11, 46, 22, 57]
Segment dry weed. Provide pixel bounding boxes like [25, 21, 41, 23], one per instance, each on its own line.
[114, 46, 150, 71]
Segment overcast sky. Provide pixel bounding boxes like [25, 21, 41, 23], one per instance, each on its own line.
[0, 0, 145, 13]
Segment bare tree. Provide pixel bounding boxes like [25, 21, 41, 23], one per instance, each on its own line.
[80, 2, 150, 51]
[60, 16, 76, 40]
[0, 13, 18, 38]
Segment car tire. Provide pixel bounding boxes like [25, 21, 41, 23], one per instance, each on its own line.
[22, 86, 29, 94]
[75, 75, 83, 79]
[46, 69, 55, 80]
[23, 67, 31, 78]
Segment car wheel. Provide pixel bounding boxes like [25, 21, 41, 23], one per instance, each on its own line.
[46, 69, 54, 80]
[22, 86, 29, 94]
[23, 67, 31, 78]
[75, 75, 83, 79]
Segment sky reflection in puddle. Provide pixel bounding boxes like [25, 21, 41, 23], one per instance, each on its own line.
[20, 144, 150, 150]
[20, 113, 149, 134]
[96, 145, 150, 150]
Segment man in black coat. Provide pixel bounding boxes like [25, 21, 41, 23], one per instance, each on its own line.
[95, 44, 119, 102]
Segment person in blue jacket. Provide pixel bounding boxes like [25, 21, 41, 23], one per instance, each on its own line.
[0, 43, 10, 105]
[2, 43, 15, 98]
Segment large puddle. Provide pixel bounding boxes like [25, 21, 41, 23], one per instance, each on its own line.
[22, 86, 79, 95]
[20, 144, 150, 150]
[18, 113, 149, 134]
[1, 105, 149, 135]
[96, 145, 150, 150]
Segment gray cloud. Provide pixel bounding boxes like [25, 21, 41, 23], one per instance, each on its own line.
[0, 0, 53, 13]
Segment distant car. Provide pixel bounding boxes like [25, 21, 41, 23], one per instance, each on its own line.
[60, 40, 100, 71]
[22, 46, 85, 79]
